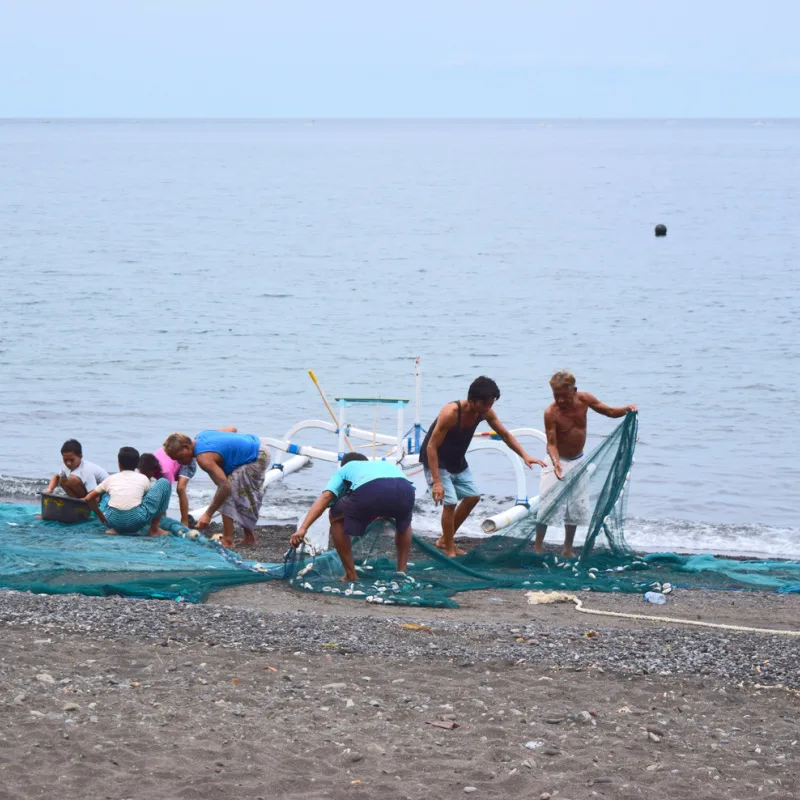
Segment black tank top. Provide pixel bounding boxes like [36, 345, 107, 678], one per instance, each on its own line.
[419, 401, 482, 474]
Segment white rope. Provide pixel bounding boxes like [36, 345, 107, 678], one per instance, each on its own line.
[525, 591, 800, 637]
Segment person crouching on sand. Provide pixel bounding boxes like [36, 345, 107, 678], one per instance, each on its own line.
[535, 370, 637, 559]
[290, 452, 416, 582]
[85, 447, 172, 537]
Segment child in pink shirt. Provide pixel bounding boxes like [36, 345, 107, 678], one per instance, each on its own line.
[154, 447, 197, 526]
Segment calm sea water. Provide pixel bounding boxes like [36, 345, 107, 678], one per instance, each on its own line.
[1, 119, 798, 557]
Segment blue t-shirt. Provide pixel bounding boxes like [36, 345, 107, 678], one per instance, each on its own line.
[194, 431, 260, 475]
[324, 460, 411, 499]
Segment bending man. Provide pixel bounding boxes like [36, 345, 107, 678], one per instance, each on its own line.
[290, 452, 415, 582]
[163, 428, 270, 548]
[420, 376, 546, 557]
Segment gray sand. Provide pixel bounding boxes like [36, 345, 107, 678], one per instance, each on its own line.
[1, 526, 799, 799]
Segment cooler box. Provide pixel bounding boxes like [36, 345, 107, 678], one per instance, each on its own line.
[40, 493, 92, 524]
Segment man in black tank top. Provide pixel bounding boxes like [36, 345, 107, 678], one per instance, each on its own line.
[420, 376, 546, 557]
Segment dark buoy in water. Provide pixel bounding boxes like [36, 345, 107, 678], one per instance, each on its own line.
[655, 223, 667, 237]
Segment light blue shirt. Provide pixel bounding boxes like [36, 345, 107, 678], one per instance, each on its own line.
[324, 460, 411, 499]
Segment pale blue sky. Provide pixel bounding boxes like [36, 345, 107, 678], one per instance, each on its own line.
[1, 0, 798, 117]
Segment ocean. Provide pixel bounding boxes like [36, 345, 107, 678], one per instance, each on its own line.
[1, 119, 798, 558]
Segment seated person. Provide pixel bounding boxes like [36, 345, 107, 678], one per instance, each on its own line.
[85, 447, 172, 537]
[45, 439, 108, 499]
[290, 452, 416, 582]
[138, 452, 164, 482]
[154, 446, 197, 527]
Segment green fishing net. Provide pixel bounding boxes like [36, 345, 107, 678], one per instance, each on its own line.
[286, 414, 800, 607]
[2, 414, 799, 606]
[0, 507, 279, 602]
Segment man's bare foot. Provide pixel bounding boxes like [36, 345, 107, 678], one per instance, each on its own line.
[339, 574, 358, 583]
[220, 538, 234, 549]
[148, 528, 170, 537]
[435, 539, 466, 556]
[562, 548, 576, 559]
[104, 529, 119, 535]
[533, 543, 544, 554]
[240, 533, 257, 547]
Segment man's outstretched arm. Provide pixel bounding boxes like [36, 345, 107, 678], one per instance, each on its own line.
[585, 393, 637, 418]
[484, 409, 547, 469]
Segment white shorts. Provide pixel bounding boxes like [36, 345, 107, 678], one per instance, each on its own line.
[538, 454, 591, 527]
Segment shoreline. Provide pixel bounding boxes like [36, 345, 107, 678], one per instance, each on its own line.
[2, 489, 800, 562]
[202, 522, 800, 568]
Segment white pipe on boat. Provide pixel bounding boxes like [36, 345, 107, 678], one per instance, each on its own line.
[508, 427, 547, 445]
[481, 461, 599, 535]
[466, 438, 528, 503]
[346, 426, 398, 445]
[280, 418, 402, 447]
[264, 454, 310, 486]
[482, 499, 538, 534]
[275, 419, 336, 467]
[281, 419, 336, 440]
[262, 437, 340, 462]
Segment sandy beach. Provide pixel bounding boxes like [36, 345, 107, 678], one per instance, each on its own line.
[1, 526, 799, 800]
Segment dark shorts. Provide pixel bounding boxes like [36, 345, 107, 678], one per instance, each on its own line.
[330, 477, 415, 538]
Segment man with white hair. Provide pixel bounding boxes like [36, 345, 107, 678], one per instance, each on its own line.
[535, 370, 637, 558]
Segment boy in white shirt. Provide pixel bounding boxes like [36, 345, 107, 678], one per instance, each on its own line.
[45, 439, 108, 498]
[85, 447, 171, 537]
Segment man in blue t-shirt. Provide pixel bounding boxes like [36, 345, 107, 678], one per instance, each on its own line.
[290, 452, 416, 582]
[163, 428, 270, 549]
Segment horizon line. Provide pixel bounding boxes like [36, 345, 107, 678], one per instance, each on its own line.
[1, 115, 798, 122]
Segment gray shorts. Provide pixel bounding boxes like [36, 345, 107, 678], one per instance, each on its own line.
[424, 467, 480, 506]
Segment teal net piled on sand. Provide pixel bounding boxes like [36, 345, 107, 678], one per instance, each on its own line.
[2, 414, 800, 606]
[0, 506, 280, 603]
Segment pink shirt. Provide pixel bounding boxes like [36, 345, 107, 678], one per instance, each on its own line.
[155, 448, 182, 484]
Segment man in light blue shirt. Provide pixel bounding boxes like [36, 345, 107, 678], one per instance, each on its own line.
[290, 453, 415, 582]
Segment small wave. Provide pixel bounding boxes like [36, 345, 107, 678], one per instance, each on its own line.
[0, 474, 48, 498]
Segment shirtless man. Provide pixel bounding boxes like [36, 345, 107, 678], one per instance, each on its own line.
[421, 376, 546, 557]
[535, 370, 637, 558]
